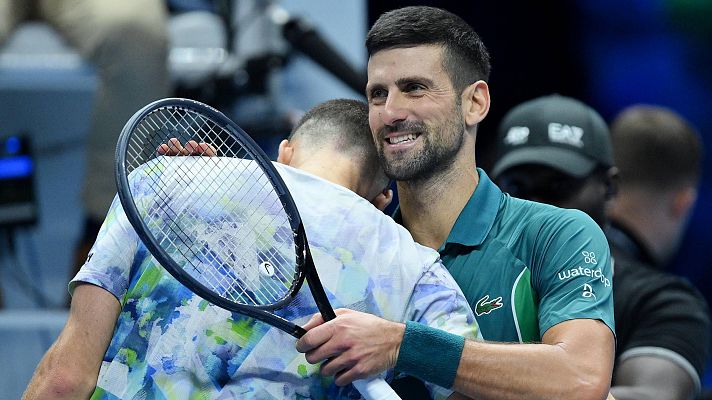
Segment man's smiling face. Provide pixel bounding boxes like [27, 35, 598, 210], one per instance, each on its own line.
[366, 45, 466, 181]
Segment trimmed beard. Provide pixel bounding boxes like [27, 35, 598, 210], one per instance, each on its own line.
[377, 106, 466, 182]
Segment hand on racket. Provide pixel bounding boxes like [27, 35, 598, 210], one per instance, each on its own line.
[156, 137, 217, 156]
[115, 98, 401, 400]
[298, 308, 404, 386]
[157, 138, 394, 212]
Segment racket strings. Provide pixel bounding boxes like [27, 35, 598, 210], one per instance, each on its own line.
[124, 105, 300, 307]
[140, 144, 288, 304]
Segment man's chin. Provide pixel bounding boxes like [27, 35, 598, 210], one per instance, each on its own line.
[384, 163, 430, 182]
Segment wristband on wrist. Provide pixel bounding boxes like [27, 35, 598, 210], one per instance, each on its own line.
[395, 321, 465, 388]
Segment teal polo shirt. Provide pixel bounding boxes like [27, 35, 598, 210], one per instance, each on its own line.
[396, 169, 615, 344]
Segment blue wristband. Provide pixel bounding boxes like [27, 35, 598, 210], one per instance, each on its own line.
[395, 321, 465, 388]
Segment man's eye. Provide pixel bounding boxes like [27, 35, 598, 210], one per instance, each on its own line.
[369, 88, 387, 103]
[405, 83, 425, 92]
[370, 88, 387, 98]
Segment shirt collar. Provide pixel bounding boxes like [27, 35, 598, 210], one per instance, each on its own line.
[606, 220, 660, 268]
[392, 168, 502, 249]
[441, 168, 501, 249]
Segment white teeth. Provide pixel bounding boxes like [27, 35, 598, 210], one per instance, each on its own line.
[388, 133, 417, 144]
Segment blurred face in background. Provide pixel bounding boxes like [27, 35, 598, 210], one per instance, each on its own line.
[496, 164, 611, 227]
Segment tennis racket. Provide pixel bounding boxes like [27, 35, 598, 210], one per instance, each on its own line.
[115, 98, 400, 400]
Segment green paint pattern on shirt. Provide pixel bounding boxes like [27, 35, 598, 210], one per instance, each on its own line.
[297, 364, 308, 377]
[512, 268, 539, 342]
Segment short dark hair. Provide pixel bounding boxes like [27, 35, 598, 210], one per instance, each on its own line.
[610, 105, 703, 191]
[290, 99, 387, 189]
[366, 6, 491, 92]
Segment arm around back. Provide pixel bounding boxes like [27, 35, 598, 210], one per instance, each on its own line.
[23, 283, 120, 400]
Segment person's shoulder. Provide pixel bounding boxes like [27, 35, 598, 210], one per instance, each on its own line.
[498, 194, 601, 236]
[614, 257, 711, 380]
[615, 258, 711, 350]
[616, 258, 710, 309]
[273, 162, 364, 201]
[275, 163, 441, 263]
[274, 162, 373, 212]
[501, 194, 590, 221]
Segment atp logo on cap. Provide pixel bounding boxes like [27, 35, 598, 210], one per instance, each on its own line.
[504, 126, 530, 146]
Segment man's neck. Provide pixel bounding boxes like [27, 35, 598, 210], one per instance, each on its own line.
[397, 159, 478, 250]
[607, 219, 658, 267]
[293, 157, 363, 196]
[609, 192, 671, 266]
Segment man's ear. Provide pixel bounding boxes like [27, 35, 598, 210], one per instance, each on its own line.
[277, 139, 294, 165]
[671, 186, 697, 219]
[605, 167, 619, 200]
[371, 188, 394, 212]
[461, 80, 490, 127]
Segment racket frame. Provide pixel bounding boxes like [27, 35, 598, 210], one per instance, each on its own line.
[115, 98, 334, 338]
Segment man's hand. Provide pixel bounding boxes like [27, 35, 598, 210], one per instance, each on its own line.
[370, 188, 394, 211]
[156, 137, 217, 156]
[296, 308, 405, 386]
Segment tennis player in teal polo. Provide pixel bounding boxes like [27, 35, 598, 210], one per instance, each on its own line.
[393, 169, 613, 345]
[297, 6, 616, 400]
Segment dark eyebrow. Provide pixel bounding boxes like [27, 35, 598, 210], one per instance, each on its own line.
[395, 76, 434, 88]
[366, 82, 385, 93]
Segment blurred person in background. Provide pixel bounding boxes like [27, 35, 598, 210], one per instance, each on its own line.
[0, 0, 171, 302]
[607, 105, 702, 271]
[491, 94, 710, 400]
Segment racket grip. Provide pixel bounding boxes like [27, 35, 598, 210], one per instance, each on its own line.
[353, 377, 402, 400]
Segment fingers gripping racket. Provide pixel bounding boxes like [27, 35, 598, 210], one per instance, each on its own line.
[115, 98, 400, 400]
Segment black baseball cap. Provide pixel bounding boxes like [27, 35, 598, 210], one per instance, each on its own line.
[491, 94, 613, 178]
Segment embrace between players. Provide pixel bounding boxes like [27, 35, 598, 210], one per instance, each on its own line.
[26, 6, 622, 400]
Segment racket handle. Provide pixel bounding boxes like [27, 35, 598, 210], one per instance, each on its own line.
[353, 377, 402, 400]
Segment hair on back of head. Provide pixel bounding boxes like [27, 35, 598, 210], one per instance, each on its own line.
[610, 105, 703, 191]
[366, 6, 491, 92]
[290, 99, 388, 189]
[290, 99, 370, 151]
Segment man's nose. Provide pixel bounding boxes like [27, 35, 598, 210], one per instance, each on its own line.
[381, 92, 409, 126]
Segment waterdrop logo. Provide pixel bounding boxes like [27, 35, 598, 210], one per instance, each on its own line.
[557, 266, 611, 287]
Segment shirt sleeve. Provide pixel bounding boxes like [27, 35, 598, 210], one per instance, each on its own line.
[403, 259, 481, 399]
[531, 209, 615, 337]
[69, 194, 140, 302]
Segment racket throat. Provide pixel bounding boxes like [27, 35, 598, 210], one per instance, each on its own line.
[302, 244, 337, 322]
